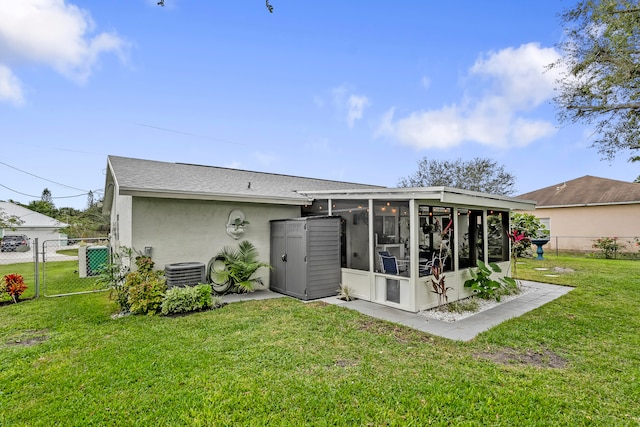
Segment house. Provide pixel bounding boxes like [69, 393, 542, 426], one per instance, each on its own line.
[0, 201, 68, 247]
[104, 155, 535, 312]
[517, 175, 640, 252]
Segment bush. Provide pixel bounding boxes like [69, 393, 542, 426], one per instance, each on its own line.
[127, 273, 167, 315]
[592, 237, 620, 259]
[464, 261, 517, 302]
[123, 255, 167, 315]
[161, 284, 222, 315]
[2, 273, 28, 303]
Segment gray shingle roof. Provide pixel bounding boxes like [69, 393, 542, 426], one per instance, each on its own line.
[517, 175, 640, 207]
[107, 156, 384, 204]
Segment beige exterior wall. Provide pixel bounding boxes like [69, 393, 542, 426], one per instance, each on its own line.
[119, 197, 299, 288]
[519, 204, 640, 251]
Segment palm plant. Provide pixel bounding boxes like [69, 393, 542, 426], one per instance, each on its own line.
[210, 240, 272, 293]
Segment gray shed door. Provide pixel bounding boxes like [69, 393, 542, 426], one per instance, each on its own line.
[283, 221, 306, 298]
[270, 220, 307, 298]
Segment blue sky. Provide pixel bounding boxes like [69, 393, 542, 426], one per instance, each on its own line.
[1, 0, 638, 210]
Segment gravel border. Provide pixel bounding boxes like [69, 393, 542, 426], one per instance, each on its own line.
[419, 283, 536, 322]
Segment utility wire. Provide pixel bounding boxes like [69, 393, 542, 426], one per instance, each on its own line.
[0, 160, 88, 192]
[0, 183, 88, 199]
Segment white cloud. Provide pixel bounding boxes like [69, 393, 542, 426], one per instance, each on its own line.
[331, 84, 370, 128]
[0, 0, 127, 104]
[346, 95, 370, 128]
[377, 43, 561, 150]
[0, 65, 24, 105]
[421, 75, 431, 90]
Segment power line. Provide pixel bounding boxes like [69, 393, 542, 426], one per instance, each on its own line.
[0, 183, 88, 199]
[0, 160, 89, 192]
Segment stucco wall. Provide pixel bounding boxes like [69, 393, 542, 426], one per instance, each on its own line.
[130, 197, 300, 288]
[520, 204, 640, 251]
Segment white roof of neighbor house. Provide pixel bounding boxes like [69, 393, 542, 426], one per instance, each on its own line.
[0, 201, 68, 228]
[105, 155, 536, 211]
[105, 155, 384, 206]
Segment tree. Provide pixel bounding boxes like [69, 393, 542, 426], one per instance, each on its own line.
[41, 188, 53, 205]
[86, 190, 95, 210]
[0, 208, 23, 230]
[550, 1, 640, 161]
[26, 200, 56, 218]
[397, 157, 517, 196]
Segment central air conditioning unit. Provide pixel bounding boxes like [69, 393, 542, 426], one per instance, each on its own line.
[164, 262, 206, 288]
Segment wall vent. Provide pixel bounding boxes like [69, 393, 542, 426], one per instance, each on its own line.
[164, 262, 206, 288]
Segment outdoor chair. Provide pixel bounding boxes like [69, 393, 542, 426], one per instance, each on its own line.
[380, 255, 400, 275]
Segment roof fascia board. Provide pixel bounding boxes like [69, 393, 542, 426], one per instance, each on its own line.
[119, 189, 308, 206]
[533, 201, 640, 209]
[439, 192, 535, 210]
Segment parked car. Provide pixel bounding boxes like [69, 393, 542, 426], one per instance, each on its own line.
[1, 235, 30, 252]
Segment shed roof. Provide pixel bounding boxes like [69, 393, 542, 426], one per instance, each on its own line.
[105, 156, 383, 206]
[517, 175, 640, 208]
[0, 201, 67, 228]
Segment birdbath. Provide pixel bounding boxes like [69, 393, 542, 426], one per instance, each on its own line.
[531, 238, 550, 260]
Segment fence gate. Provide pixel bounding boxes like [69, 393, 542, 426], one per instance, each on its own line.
[42, 238, 111, 297]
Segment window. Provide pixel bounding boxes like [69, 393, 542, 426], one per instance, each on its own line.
[457, 209, 484, 269]
[331, 200, 369, 271]
[488, 211, 509, 262]
[418, 205, 453, 272]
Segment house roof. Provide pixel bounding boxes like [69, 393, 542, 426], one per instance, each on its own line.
[0, 201, 68, 228]
[517, 175, 640, 208]
[105, 156, 384, 206]
[104, 155, 536, 211]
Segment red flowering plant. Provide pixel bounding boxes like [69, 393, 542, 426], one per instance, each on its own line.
[2, 273, 28, 303]
[507, 230, 528, 283]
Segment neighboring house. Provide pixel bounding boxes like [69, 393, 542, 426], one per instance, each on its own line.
[104, 155, 534, 312]
[517, 175, 640, 252]
[0, 201, 68, 247]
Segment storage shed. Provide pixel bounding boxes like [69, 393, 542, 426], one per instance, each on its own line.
[270, 216, 341, 300]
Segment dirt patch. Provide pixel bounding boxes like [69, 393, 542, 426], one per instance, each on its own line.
[5, 329, 49, 347]
[474, 347, 567, 368]
[333, 359, 359, 368]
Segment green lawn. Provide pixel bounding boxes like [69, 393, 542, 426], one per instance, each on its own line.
[1, 256, 639, 425]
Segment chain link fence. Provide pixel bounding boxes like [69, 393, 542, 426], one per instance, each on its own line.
[544, 235, 640, 259]
[0, 236, 37, 301]
[41, 238, 111, 297]
[0, 237, 112, 301]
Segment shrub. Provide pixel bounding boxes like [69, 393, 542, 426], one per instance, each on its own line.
[336, 283, 355, 301]
[592, 237, 620, 259]
[464, 261, 517, 302]
[123, 255, 167, 315]
[210, 240, 272, 293]
[161, 284, 220, 315]
[2, 273, 28, 303]
[127, 273, 167, 315]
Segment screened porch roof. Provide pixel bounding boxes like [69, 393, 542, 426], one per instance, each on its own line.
[297, 187, 536, 211]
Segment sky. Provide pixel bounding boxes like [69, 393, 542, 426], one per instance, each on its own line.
[1, 0, 638, 210]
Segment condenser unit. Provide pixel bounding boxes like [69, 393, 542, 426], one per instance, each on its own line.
[164, 262, 206, 288]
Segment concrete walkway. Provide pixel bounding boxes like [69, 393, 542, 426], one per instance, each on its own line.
[221, 280, 573, 342]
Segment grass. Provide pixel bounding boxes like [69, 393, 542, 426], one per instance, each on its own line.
[0, 256, 639, 425]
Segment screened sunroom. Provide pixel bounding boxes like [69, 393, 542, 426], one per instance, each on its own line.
[300, 187, 535, 312]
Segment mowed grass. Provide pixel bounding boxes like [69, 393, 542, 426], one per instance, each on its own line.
[0, 260, 106, 302]
[0, 256, 639, 425]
